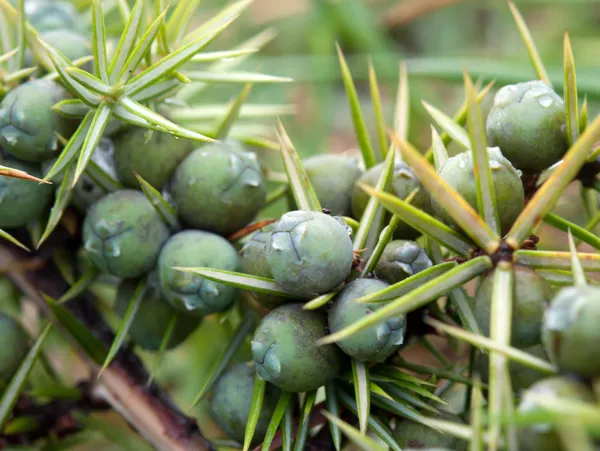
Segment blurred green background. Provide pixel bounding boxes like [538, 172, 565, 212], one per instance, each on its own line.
[6, 0, 600, 449]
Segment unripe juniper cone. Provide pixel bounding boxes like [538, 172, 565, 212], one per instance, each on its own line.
[158, 230, 240, 317]
[115, 272, 201, 351]
[300, 154, 363, 216]
[374, 240, 432, 285]
[83, 190, 170, 279]
[266, 210, 354, 298]
[328, 278, 406, 362]
[432, 146, 525, 234]
[517, 377, 596, 451]
[241, 224, 291, 309]
[170, 139, 266, 236]
[352, 161, 432, 239]
[209, 363, 279, 446]
[112, 127, 194, 190]
[0, 79, 76, 162]
[474, 266, 552, 348]
[0, 159, 53, 228]
[486, 80, 568, 172]
[542, 285, 600, 377]
[251, 304, 343, 392]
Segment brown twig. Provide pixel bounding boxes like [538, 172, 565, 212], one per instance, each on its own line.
[0, 236, 214, 451]
[228, 219, 278, 242]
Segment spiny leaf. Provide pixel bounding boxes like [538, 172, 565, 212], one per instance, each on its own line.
[108, 0, 144, 81]
[58, 265, 98, 304]
[0, 47, 18, 66]
[261, 391, 292, 451]
[487, 262, 514, 450]
[361, 213, 402, 277]
[190, 48, 257, 63]
[303, 291, 337, 310]
[336, 43, 376, 168]
[183, 0, 253, 44]
[353, 148, 395, 255]
[147, 312, 177, 386]
[276, 120, 321, 212]
[118, 9, 168, 82]
[183, 71, 292, 84]
[131, 78, 180, 103]
[394, 361, 480, 387]
[243, 375, 266, 451]
[567, 229, 587, 287]
[73, 103, 111, 187]
[52, 99, 91, 119]
[515, 250, 600, 272]
[40, 40, 101, 107]
[100, 278, 145, 374]
[325, 384, 342, 451]
[371, 365, 436, 387]
[506, 115, 600, 247]
[116, 0, 132, 23]
[431, 126, 448, 171]
[178, 28, 277, 101]
[3, 66, 36, 84]
[173, 267, 295, 297]
[422, 100, 470, 150]
[45, 295, 107, 365]
[368, 59, 387, 161]
[321, 411, 387, 451]
[424, 317, 556, 374]
[563, 31, 579, 146]
[352, 360, 370, 435]
[64, 67, 112, 96]
[281, 398, 293, 451]
[42, 112, 93, 182]
[0, 165, 50, 184]
[118, 97, 215, 141]
[0, 0, 52, 71]
[424, 80, 495, 162]
[38, 164, 75, 248]
[580, 96, 588, 136]
[359, 183, 474, 256]
[86, 159, 123, 193]
[508, 0, 551, 87]
[91, 0, 108, 82]
[293, 390, 317, 451]
[213, 83, 254, 140]
[125, 16, 238, 96]
[171, 104, 295, 121]
[0, 229, 29, 251]
[355, 261, 457, 304]
[470, 375, 484, 451]
[319, 256, 492, 344]
[134, 172, 181, 231]
[189, 316, 255, 408]
[543, 212, 600, 251]
[15, 0, 24, 70]
[465, 70, 500, 235]
[391, 135, 501, 253]
[336, 388, 402, 451]
[394, 61, 409, 144]
[166, 0, 202, 45]
[0, 323, 52, 429]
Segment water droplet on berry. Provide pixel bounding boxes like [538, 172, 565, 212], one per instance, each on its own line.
[537, 95, 554, 108]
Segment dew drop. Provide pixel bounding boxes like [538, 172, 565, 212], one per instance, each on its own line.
[537, 95, 554, 108]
